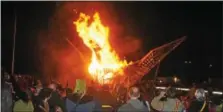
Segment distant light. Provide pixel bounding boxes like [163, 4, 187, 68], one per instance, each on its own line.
[156, 86, 223, 95]
[156, 87, 166, 90]
[176, 88, 189, 91]
[188, 61, 191, 64]
[184, 61, 188, 64]
[174, 77, 178, 83]
[159, 80, 162, 83]
[213, 91, 223, 95]
[209, 64, 212, 68]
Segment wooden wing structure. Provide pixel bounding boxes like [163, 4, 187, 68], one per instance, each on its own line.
[118, 36, 186, 87]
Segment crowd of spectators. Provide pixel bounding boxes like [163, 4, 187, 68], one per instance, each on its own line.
[1, 69, 223, 112]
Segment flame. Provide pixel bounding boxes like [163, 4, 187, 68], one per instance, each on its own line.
[74, 12, 128, 84]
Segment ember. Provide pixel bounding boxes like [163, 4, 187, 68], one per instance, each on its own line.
[74, 12, 129, 84]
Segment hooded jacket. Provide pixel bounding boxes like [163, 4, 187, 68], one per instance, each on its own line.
[66, 93, 101, 112]
[118, 99, 148, 112]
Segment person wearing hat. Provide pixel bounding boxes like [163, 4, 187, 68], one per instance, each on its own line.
[188, 88, 209, 112]
[65, 79, 101, 112]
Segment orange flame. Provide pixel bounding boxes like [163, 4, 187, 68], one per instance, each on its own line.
[74, 12, 128, 84]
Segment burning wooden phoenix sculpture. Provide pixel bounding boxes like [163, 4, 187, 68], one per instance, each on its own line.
[73, 12, 186, 88]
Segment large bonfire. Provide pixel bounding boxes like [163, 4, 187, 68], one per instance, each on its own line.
[74, 12, 129, 84]
[73, 12, 186, 86]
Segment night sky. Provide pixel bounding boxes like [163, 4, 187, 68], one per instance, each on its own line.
[2, 2, 222, 82]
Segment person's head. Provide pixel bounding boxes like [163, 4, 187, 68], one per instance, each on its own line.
[37, 80, 42, 86]
[18, 91, 29, 103]
[39, 88, 53, 101]
[59, 88, 66, 97]
[195, 89, 206, 101]
[166, 87, 177, 98]
[3, 73, 10, 81]
[128, 86, 140, 99]
[48, 83, 57, 91]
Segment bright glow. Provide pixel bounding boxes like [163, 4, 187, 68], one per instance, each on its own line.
[102, 105, 112, 108]
[74, 12, 129, 84]
[213, 91, 223, 95]
[176, 88, 189, 91]
[174, 77, 178, 83]
[156, 87, 166, 90]
[209, 64, 212, 68]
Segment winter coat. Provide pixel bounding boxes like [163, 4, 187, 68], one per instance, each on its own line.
[1, 83, 13, 112]
[151, 94, 184, 112]
[118, 99, 148, 112]
[13, 100, 34, 112]
[48, 91, 67, 112]
[95, 90, 117, 112]
[95, 90, 117, 107]
[66, 94, 101, 112]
